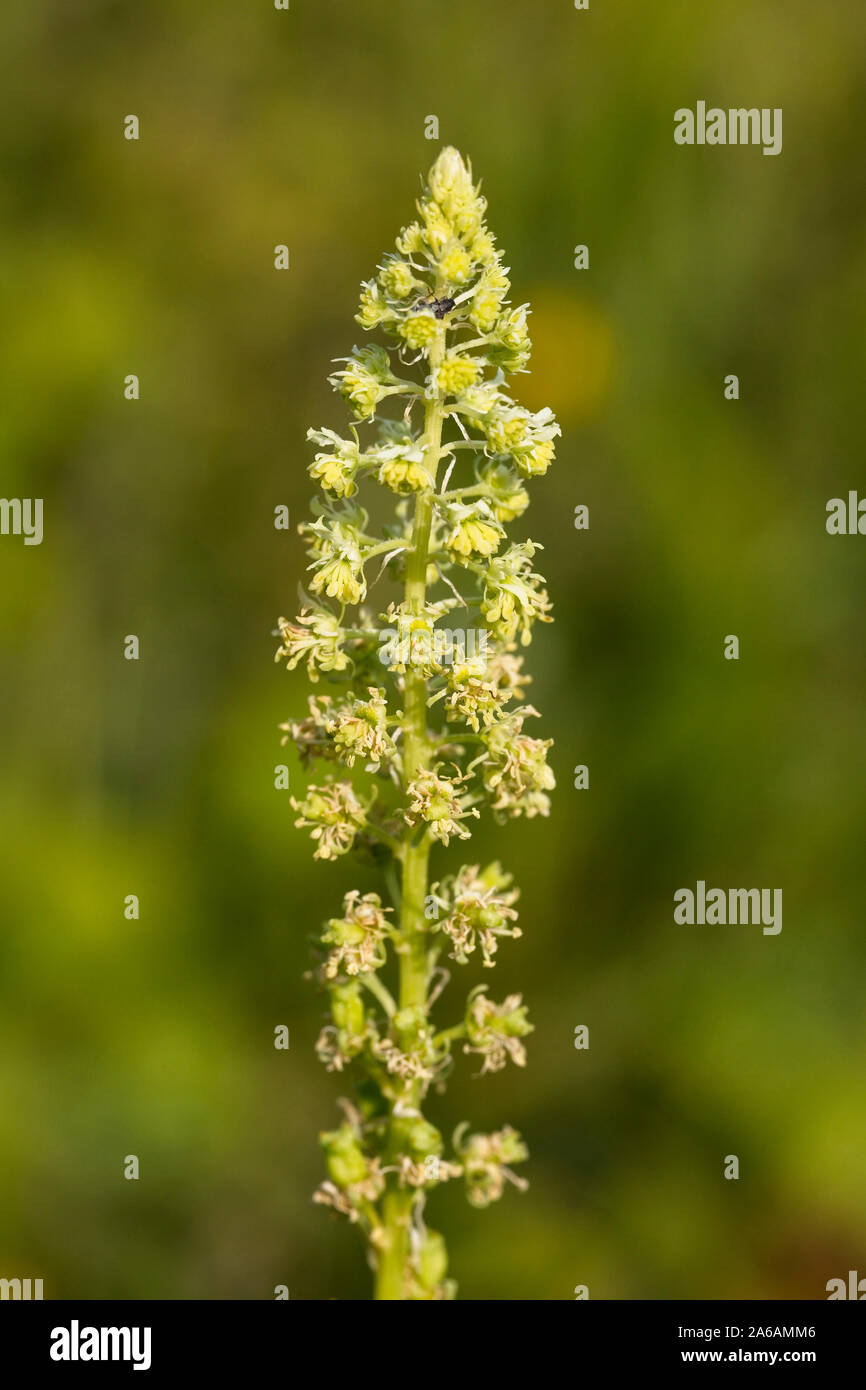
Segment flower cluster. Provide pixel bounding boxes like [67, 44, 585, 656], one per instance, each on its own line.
[481, 542, 553, 646]
[274, 607, 349, 682]
[274, 148, 557, 1300]
[482, 706, 556, 819]
[322, 891, 391, 978]
[290, 780, 369, 860]
[464, 986, 533, 1074]
[404, 765, 480, 845]
[455, 1124, 530, 1208]
[428, 861, 521, 966]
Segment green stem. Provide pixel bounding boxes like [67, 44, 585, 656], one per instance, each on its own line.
[433, 1023, 467, 1049]
[359, 972, 397, 1018]
[438, 484, 496, 503]
[374, 320, 447, 1301]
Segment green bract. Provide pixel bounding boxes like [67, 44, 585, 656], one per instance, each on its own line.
[274, 148, 557, 1300]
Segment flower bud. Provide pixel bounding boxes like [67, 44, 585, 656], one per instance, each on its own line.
[396, 222, 424, 255]
[417, 1229, 448, 1292]
[390, 1114, 442, 1160]
[426, 147, 486, 240]
[438, 244, 472, 285]
[378, 457, 431, 493]
[356, 282, 394, 330]
[321, 1124, 369, 1189]
[469, 288, 502, 333]
[330, 981, 365, 1036]
[379, 257, 418, 300]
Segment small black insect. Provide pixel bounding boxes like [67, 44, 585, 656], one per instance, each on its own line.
[414, 294, 456, 320]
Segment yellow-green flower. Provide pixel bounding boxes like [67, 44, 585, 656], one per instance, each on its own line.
[469, 288, 502, 333]
[484, 403, 560, 474]
[310, 554, 366, 605]
[330, 344, 400, 419]
[399, 310, 439, 349]
[515, 437, 556, 477]
[429, 862, 521, 967]
[487, 304, 532, 373]
[404, 766, 480, 846]
[274, 607, 349, 682]
[469, 264, 510, 332]
[310, 454, 354, 495]
[307, 427, 361, 497]
[291, 779, 369, 860]
[459, 378, 505, 416]
[327, 688, 394, 768]
[453, 520, 499, 558]
[482, 708, 555, 818]
[420, 201, 452, 256]
[356, 281, 395, 330]
[478, 460, 529, 522]
[482, 542, 552, 645]
[470, 227, 498, 265]
[442, 501, 504, 561]
[378, 457, 431, 493]
[455, 1126, 529, 1208]
[464, 986, 533, 1074]
[485, 406, 529, 452]
[379, 256, 418, 299]
[396, 221, 424, 255]
[437, 353, 480, 396]
[322, 890, 391, 977]
[438, 243, 472, 284]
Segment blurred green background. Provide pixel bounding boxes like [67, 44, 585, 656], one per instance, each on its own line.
[1, 0, 865, 1300]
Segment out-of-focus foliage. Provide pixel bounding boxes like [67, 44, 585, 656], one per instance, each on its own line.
[1, 0, 864, 1299]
